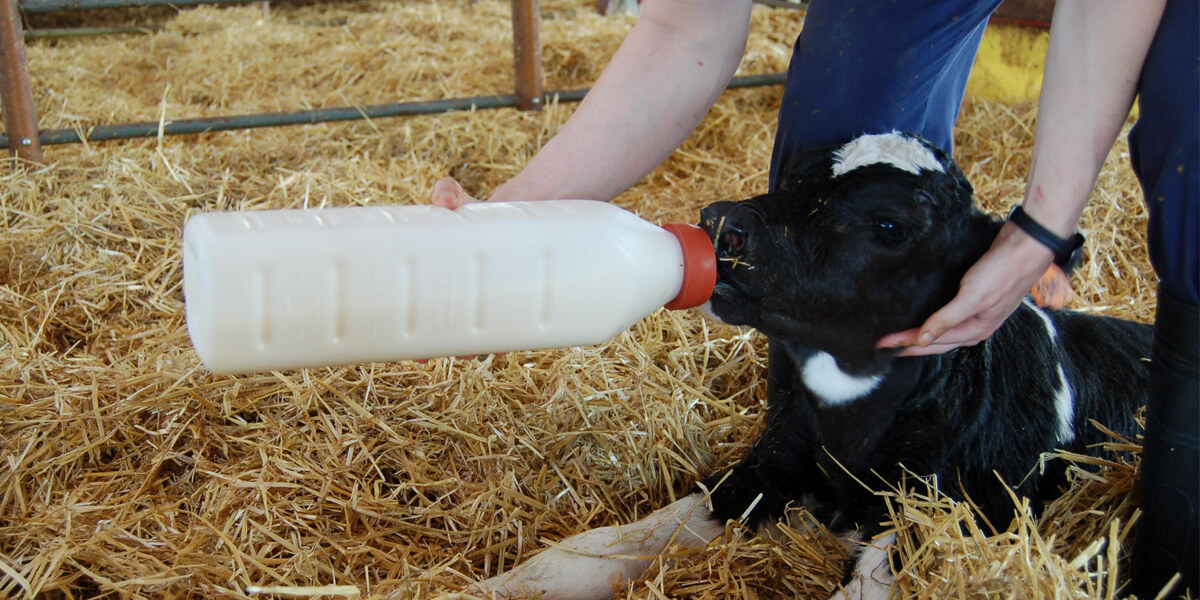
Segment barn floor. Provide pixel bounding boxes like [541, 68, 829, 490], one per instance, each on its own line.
[1, 1, 1157, 598]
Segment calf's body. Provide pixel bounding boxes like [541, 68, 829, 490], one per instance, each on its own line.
[703, 304, 1148, 543]
[472, 133, 1151, 599]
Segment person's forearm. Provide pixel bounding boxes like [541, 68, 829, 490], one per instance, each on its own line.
[490, 0, 751, 203]
[1022, 0, 1165, 236]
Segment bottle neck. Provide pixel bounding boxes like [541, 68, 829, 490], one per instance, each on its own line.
[661, 223, 717, 310]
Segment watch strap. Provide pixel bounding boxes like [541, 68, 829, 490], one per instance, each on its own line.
[1008, 205, 1085, 269]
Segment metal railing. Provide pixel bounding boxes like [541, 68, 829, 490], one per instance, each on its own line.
[0, 0, 788, 163]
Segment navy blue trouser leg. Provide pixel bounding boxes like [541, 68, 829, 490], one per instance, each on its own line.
[1133, 289, 1200, 598]
[1128, 1, 1200, 596]
[769, 0, 1003, 189]
[1128, 0, 1199, 307]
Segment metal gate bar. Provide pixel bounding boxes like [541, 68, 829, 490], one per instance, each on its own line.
[0, 0, 42, 162]
[19, 0, 260, 13]
[0, 73, 787, 149]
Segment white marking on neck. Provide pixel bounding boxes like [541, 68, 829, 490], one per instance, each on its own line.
[832, 132, 945, 178]
[1022, 298, 1058, 341]
[1022, 299, 1076, 444]
[1053, 365, 1075, 444]
[801, 351, 883, 406]
[698, 300, 722, 324]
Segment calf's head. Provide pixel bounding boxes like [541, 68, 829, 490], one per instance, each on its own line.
[701, 132, 1002, 373]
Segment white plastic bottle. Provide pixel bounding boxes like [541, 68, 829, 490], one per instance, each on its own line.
[183, 200, 716, 374]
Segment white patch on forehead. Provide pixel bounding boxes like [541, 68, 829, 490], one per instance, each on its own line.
[800, 351, 883, 406]
[832, 132, 946, 178]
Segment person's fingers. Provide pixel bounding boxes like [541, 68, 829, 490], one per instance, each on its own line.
[878, 224, 1061, 357]
[876, 328, 922, 349]
[894, 340, 975, 357]
[894, 318, 998, 356]
[880, 308, 1004, 356]
[431, 177, 478, 209]
[929, 319, 997, 347]
[430, 177, 458, 208]
[1029, 263, 1075, 309]
[914, 291, 987, 347]
[876, 287, 992, 352]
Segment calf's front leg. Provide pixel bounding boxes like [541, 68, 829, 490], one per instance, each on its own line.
[831, 531, 897, 600]
[470, 493, 723, 600]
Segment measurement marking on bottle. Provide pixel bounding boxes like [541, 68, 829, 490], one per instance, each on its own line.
[253, 266, 270, 348]
[328, 262, 345, 343]
[471, 254, 485, 334]
[400, 258, 416, 337]
[539, 250, 553, 330]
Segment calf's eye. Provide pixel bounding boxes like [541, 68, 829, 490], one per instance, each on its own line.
[873, 220, 908, 244]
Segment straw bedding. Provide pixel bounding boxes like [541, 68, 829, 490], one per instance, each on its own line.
[1, 1, 1157, 598]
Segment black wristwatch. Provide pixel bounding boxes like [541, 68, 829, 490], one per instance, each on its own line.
[1007, 205, 1085, 269]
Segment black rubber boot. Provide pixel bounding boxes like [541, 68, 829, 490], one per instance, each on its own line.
[1129, 289, 1199, 599]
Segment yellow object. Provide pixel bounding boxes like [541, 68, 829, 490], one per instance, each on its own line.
[966, 22, 1049, 102]
[966, 20, 1141, 116]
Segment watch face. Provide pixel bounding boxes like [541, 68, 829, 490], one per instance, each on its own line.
[1059, 232, 1086, 271]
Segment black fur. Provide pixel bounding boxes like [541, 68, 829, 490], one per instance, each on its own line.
[695, 134, 1151, 563]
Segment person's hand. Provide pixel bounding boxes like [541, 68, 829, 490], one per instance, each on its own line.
[877, 222, 1057, 356]
[425, 176, 486, 362]
[430, 177, 481, 209]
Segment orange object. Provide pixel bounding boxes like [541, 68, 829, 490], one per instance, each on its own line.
[1030, 263, 1074, 310]
[662, 223, 717, 310]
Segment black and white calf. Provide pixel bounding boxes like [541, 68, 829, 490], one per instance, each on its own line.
[471, 132, 1152, 600]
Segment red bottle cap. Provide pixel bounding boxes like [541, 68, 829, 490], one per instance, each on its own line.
[661, 223, 717, 310]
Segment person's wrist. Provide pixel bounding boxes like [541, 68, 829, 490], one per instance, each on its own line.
[1007, 205, 1085, 268]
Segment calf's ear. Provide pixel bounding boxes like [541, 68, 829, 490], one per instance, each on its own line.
[962, 211, 1006, 264]
[775, 146, 837, 191]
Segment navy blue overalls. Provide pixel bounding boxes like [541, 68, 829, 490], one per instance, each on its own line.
[766, 1, 1198, 594]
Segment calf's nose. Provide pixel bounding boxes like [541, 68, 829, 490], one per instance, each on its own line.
[717, 228, 747, 255]
[700, 202, 749, 257]
[699, 202, 733, 229]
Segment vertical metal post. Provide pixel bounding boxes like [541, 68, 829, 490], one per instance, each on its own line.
[511, 0, 543, 111]
[0, 0, 42, 164]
